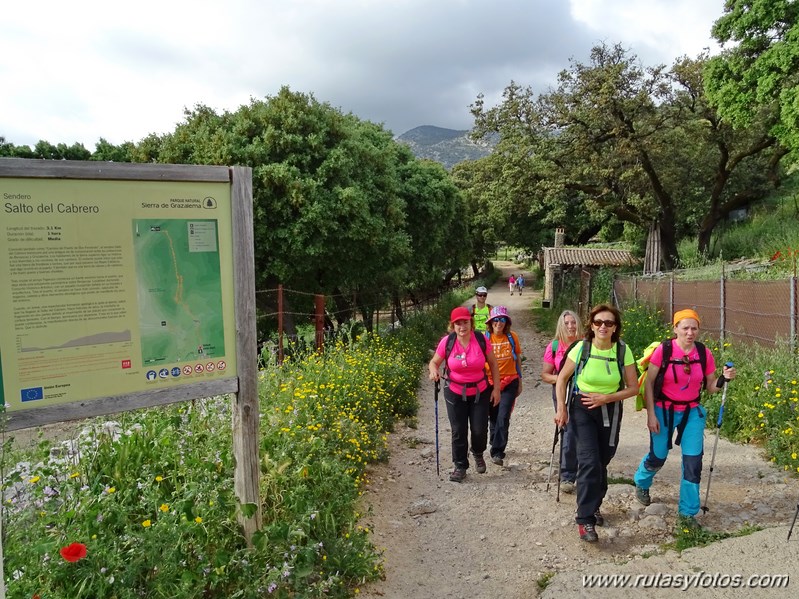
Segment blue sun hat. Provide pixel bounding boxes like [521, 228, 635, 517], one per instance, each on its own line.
[487, 305, 511, 326]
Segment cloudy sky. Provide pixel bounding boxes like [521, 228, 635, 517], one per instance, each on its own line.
[1, 0, 725, 149]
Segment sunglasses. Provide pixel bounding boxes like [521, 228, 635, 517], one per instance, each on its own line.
[492, 317, 508, 324]
[592, 319, 617, 328]
[680, 355, 692, 374]
[476, 293, 487, 298]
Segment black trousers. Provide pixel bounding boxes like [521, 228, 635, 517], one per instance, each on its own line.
[572, 399, 623, 524]
[444, 386, 489, 469]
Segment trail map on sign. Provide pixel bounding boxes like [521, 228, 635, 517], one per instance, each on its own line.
[134, 219, 225, 366]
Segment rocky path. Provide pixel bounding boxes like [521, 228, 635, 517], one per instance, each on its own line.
[359, 261, 799, 598]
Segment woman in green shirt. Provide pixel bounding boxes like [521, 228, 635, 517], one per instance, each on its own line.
[554, 304, 638, 543]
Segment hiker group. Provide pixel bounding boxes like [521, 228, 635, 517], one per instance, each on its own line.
[428, 283, 736, 544]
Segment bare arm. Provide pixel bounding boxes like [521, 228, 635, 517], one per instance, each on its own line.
[428, 353, 444, 381]
[706, 364, 737, 394]
[487, 351, 502, 406]
[554, 357, 576, 427]
[541, 361, 557, 385]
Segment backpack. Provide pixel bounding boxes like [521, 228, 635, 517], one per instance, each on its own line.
[443, 332, 489, 396]
[470, 303, 493, 315]
[560, 338, 627, 402]
[444, 331, 487, 371]
[635, 339, 707, 411]
[485, 330, 522, 378]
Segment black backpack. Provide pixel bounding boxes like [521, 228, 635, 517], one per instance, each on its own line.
[651, 340, 708, 401]
[443, 332, 489, 399]
[560, 338, 627, 400]
[650, 339, 708, 449]
[444, 331, 487, 367]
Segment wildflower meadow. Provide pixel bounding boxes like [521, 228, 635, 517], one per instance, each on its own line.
[1, 293, 463, 598]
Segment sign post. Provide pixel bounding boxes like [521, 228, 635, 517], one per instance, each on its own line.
[0, 158, 260, 540]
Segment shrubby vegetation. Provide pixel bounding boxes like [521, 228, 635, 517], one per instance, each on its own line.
[1, 291, 466, 598]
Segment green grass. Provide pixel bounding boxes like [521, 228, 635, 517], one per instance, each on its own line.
[678, 171, 799, 268]
[666, 521, 762, 553]
[607, 475, 635, 486]
[536, 571, 556, 591]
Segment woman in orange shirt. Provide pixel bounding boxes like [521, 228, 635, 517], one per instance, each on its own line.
[484, 306, 523, 466]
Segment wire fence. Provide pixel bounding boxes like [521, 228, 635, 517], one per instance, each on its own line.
[614, 267, 799, 350]
[254, 284, 453, 365]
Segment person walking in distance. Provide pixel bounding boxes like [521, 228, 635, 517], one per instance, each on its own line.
[429, 307, 501, 482]
[484, 306, 523, 466]
[508, 274, 516, 295]
[633, 309, 736, 527]
[516, 273, 525, 295]
[471, 286, 492, 333]
[555, 305, 638, 542]
[541, 310, 582, 493]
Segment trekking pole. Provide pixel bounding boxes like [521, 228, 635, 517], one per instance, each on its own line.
[701, 361, 733, 514]
[788, 502, 799, 541]
[546, 425, 559, 492]
[556, 426, 565, 503]
[434, 379, 440, 478]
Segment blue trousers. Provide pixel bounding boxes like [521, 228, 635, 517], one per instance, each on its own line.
[551, 386, 576, 482]
[444, 386, 489, 470]
[489, 379, 519, 459]
[634, 405, 706, 517]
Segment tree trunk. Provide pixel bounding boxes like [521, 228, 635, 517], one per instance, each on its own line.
[471, 261, 480, 278]
[331, 287, 355, 326]
[393, 292, 405, 326]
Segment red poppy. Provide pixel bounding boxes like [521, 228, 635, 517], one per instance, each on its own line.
[59, 542, 87, 562]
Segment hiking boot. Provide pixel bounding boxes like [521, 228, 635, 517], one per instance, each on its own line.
[491, 455, 504, 466]
[560, 480, 576, 494]
[474, 454, 487, 474]
[594, 509, 604, 527]
[449, 468, 466, 483]
[635, 486, 651, 506]
[578, 523, 598, 542]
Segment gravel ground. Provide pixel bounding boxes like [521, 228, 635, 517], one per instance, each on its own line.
[359, 261, 799, 599]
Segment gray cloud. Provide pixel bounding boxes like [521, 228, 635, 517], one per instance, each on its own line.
[0, 0, 721, 147]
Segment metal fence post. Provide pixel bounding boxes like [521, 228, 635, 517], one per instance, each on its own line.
[791, 275, 796, 354]
[669, 271, 674, 318]
[277, 284, 284, 365]
[314, 294, 325, 352]
[720, 266, 726, 344]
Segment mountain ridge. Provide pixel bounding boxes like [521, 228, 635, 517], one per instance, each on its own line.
[396, 125, 493, 169]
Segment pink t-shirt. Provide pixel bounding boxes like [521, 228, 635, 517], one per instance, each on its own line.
[542, 340, 570, 374]
[435, 332, 492, 395]
[650, 340, 716, 409]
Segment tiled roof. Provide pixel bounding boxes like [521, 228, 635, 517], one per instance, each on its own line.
[545, 247, 638, 266]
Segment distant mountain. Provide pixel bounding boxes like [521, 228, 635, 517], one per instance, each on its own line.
[396, 125, 494, 169]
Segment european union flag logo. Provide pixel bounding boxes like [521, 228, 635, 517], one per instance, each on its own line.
[21, 387, 44, 402]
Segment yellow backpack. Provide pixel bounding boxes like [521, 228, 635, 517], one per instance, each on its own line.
[635, 341, 662, 411]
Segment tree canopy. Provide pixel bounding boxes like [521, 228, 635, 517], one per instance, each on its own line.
[706, 0, 799, 154]
[470, 43, 786, 267]
[147, 88, 468, 330]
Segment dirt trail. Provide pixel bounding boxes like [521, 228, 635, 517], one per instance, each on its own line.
[360, 261, 799, 598]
